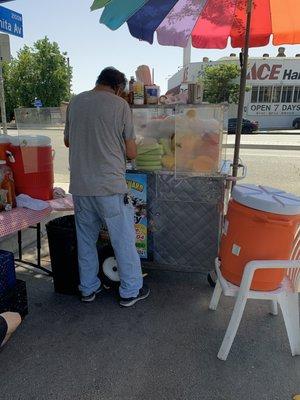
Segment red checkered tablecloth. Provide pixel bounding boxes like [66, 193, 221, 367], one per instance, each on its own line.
[0, 194, 74, 239]
[0, 207, 52, 238]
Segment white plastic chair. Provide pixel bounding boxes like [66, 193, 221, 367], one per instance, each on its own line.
[209, 248, 300, 360]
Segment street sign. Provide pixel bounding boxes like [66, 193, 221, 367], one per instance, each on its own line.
[0, 6, 23, 38]
[34, 99, 43, 108]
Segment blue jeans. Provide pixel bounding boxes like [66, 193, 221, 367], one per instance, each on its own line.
[73, 194, 143, 298]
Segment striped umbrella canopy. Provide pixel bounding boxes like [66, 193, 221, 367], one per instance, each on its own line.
[91, 0, 300, 178]
[91, 0, 300, 49]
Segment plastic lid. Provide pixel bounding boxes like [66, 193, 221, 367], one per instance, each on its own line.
[0, 135, 10, 144]
[8, 136, 18, 146]
[10, 135, 51, 147]
[232, 184, 300, 216]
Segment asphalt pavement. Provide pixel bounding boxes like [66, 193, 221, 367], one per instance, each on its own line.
[227, 148, 300, 195]
[9, 128, 299, 195]
[225, 133, 300, 195]
[0, 131, 299, 399]
[227, 132, 300, 150]
[1, 263, 300, 400]
[5, 129, 300, 194]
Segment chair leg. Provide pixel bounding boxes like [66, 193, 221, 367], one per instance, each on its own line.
[217, 293, 248, 361]
[278, 293, 300, 356]
[270, 300, 278, 316]
[209, 279, 222, 311]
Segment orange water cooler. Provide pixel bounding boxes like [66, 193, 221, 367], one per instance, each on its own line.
[219, 185, 300, 291]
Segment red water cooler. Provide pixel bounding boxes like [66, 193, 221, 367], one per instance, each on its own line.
[8, 136, 54, 200]
[0, 135, 10, 160]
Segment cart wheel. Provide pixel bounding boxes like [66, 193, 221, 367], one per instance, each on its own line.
[98, 245, 120, 288]
[103, 256, 120, 282]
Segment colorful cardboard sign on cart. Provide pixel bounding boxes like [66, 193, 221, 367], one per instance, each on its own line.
[126, 172, 148, 259]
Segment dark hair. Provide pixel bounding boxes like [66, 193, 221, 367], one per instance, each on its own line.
[96, 67, 127, 91]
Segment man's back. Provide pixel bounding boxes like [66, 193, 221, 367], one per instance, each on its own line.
[65, 67, 147, 306]
[65, 90, 134, 196]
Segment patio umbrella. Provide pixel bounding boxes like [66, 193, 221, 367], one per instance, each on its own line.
[91, 0, 300, 177]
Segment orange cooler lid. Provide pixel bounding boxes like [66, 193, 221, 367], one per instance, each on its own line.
[232, 184, 300, 216]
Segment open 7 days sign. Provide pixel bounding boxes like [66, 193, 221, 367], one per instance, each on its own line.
[248, 103, 300, 116]
[0, 6, 23, 38]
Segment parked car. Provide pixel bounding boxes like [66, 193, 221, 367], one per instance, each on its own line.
[228, 118, 259, 134]
[292, 117, 300, 129]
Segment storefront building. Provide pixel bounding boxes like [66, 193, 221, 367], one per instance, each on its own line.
[168, 52, 300, 129]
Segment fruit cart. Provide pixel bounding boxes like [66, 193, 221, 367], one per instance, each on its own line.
[123, 103, 235, 274]
[13, 104, 243, 287]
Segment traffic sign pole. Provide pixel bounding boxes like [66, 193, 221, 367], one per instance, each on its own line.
[0, 6, 23, 134]
[0, 52, 7, 134]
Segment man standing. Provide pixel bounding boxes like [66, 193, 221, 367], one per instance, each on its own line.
[64, 67, 149, 307]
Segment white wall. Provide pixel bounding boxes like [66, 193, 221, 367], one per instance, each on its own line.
[168, 57, 300, 129]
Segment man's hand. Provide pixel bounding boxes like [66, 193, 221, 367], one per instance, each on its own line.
[125, 139, 137, 160]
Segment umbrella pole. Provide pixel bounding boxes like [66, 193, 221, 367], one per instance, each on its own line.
[183, 37, 192, 67]
[232, 0, 253, 179]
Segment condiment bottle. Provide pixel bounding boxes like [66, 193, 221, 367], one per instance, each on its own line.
[0, 160, 16, 210]
[133, 81, 144, 105]
[129, 76, 135, 105]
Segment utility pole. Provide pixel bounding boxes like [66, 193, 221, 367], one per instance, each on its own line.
[0, 34, 11, 135]
[67, 56, 71, 99]
[0, 53, 7, 134]
[232, 0, 253, 179]
[183, 37, 191, 67]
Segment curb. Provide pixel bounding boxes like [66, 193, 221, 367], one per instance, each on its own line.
[256, 131, 300, 135]
[225, 144, 300, 151]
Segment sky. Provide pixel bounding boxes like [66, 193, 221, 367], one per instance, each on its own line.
[4, 0, 300, 94]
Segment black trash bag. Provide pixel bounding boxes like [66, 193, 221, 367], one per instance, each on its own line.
[46, 215, 119, 295]
[46, 215, 80, 295]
